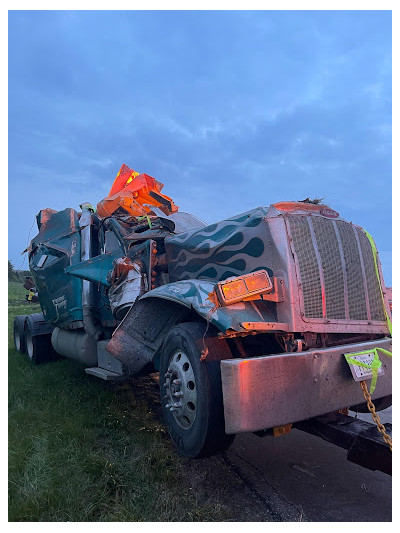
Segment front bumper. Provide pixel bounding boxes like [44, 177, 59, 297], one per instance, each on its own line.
[220, 337, 392, 434]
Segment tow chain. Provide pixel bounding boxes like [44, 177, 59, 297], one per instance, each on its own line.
[360, 380, 392, 451]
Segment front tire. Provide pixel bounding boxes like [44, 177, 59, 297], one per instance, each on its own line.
[159, 322, 235, 458]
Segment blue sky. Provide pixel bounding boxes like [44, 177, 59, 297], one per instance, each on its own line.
[8, 10, 392, 283]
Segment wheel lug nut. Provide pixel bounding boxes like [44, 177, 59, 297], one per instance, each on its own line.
[172, 402, 182, 408]
[173, 392, 183, 398]
[172, 379, 181, 385]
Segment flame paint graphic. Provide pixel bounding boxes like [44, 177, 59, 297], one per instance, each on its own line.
[166, 207, 273, 283]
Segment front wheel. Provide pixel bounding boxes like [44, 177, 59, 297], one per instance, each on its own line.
[159, 322, 235, 458]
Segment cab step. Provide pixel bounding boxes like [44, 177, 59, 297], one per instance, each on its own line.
[85, 367, 131, 381]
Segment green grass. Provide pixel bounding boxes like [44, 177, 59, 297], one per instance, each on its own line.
[8, 281, 32, 305]
[8, 283, 230, 522]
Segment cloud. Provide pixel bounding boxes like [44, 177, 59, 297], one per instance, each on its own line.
[8, 10, 392, 283]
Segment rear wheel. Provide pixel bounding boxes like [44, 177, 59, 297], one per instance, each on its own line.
[159, 322, 235, 458]
[13, 315, 27, 354]
[24, 314, 55, 364]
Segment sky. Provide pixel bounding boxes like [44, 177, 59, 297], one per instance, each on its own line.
[8, 9, 392, 284]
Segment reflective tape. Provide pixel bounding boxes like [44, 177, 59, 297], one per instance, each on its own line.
[345, 347, 392, 394]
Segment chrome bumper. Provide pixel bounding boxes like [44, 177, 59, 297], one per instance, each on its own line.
[220, 337, 392, 434]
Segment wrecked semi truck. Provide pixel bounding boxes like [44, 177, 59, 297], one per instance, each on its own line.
[14, 164, 392, 466]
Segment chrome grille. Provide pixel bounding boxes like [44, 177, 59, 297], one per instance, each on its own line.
[287, 215, 385, 322]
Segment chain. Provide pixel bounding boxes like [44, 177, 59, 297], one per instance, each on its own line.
[360, 380, 392, 451]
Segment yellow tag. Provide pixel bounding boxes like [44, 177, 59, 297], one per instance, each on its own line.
[273, 423, 292, 437]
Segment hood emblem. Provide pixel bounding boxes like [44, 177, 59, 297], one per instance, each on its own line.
[320, 208, 339, 218]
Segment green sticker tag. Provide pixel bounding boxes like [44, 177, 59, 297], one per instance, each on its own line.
[345, 347, 391, 394]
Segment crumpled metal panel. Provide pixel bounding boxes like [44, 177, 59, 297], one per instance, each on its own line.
[106, 298, 188, 375]
[141, 279, 277, 334]
[108, 261, 145, 320]
[29, 208, 83, 327]
[65, 249, 123, 287]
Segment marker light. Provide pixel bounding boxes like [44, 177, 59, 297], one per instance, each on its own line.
[214, 270, 273, 306]
[221, 279, 247, 301]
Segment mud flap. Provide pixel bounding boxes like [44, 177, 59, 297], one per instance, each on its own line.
[106, 298, 187, 375]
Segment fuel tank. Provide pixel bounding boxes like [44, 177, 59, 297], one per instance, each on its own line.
[51, 327, 97, 366]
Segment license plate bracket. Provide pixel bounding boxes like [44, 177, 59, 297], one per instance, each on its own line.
[345, 351, 385, 382]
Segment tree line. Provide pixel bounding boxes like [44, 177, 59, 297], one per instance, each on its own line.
[8, 260, 30, 282]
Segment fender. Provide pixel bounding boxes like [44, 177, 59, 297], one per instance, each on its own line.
[140, 279, 278, 335]
[106, 279, 281, 376]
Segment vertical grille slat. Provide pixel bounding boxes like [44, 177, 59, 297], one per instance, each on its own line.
[352, 225, 372, 321]
[357, 228, 386, 321]
[332, 221, 350, 319]
[288, 216, 323, 318]
[287, 215, 385, 322]
[336, 221, 368, 320]
[311, 217, 346, 319]
[307, 217, 327, 318]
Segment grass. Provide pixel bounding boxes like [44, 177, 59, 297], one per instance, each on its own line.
[8, 282, 231, 522]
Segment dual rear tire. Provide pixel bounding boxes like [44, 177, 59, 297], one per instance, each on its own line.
[13, 313, 55, 364]
[13, 315, 27, 354]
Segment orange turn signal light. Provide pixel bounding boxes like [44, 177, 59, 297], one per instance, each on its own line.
[221, 279, 247, 300]
[214, 270, 273, 306]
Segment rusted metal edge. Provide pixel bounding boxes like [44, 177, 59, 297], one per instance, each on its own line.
[240, 321, 290, 332]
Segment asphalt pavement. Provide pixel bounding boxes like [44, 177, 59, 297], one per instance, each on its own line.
[225, 406, 392, 521]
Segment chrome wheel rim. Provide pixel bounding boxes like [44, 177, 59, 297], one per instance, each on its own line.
[163, 350, 197, 429]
